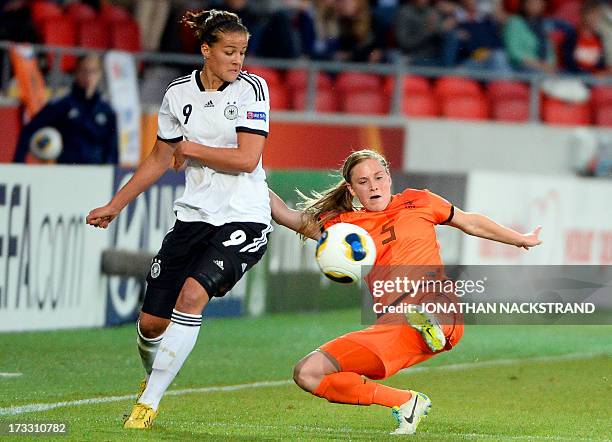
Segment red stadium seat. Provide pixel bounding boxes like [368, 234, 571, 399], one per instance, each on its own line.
[542, 98, 591, 125]
[503, 0, 520, 13]
[383, 75, 430, 96]
[100, 3, 131, 23]
[293, 89, 337, 112]
[65, 2, 96, 23]
[30, 1, 63, 28]
[591, 86, 612, 107]
[595, 105, 612, 127]
[269, 84, 290, 110]
[77, 19, 109, 49]
[340, 90, 388, 114]
[335, 72, 381, 93]
[487, 80, 530, 101]
[41, 17, 76, 71]
[110, 19, 142, 52]
[401, 93, 439, 117]
[553, 0, 581, 28]
[441, 95, 489, 120]
[492, 98, 530, 122]
[285, 69, 333, 91]
[435, 76, 482, 99]
[243, 66, 282, 86]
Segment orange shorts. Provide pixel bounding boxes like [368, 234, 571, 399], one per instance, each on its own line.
[320, 322, 463, 380]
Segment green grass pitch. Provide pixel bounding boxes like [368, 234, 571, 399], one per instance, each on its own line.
[1, 308, 611, 441]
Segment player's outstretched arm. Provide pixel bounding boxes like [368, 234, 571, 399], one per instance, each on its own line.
[178, 132, 264, 174]
[448, 207, 542, 250]
[86, 140, 176, 229]
[269, 190, 321, 241]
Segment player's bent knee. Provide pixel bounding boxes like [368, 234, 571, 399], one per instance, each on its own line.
[293, 363, 313, 392]
[138, 313, 169, 339]
[175, 278, 209, 314]
[293, 357, 323, 392]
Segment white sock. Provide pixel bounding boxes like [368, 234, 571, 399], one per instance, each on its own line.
[139, 309, 202, 410]
[136, 320, 164, 380]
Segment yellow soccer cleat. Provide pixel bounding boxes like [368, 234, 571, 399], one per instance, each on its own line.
[136, 379, 147, 401]
[123, 403, 157, 429]
[122, 379, 148, 420]
[406, 306, 446, 352]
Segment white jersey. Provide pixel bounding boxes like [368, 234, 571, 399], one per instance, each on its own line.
[157, 70, 271, 227]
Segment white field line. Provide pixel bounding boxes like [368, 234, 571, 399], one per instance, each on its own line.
[400, 350, 611, 375]
[0, 372, 22, 378]
[204, 422, 612, 442]
[0, 351, 608, 418]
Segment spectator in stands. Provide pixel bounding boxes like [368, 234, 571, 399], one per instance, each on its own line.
[561, 0, 609, 74]
[334, 0, 384, 62]
[134, 0, 172, 52]
[395, 0, 456, 66]
[285, 0, 319, 58]
[312, 0, 340, 59]
[447, 0, 511, 71]
[0, 0, 36, 43]
[14, 54, 118, 165]
[370, 0, 400, 31]
[596, 1, 612, 68]
[255, 1, 302, 58]
[214, 0, 263, 52]
[436, 0, 464, 66]
[502, 0, 557, 73]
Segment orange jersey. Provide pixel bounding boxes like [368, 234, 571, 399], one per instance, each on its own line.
[321, 189, 463, 375]
[324, 188, 453, 267]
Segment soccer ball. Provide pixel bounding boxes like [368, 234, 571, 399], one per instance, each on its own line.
[30, 127, 63, 160]
[315, 222, 377, 284]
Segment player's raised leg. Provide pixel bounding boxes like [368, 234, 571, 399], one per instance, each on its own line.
[293, 338, 430, 435]
[124, 278, 208, 429]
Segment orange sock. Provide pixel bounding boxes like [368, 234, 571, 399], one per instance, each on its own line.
[370, 382, 412, 407]
[313, 372, 412, 408]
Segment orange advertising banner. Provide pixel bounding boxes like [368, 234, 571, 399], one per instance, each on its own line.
[263, 121, 404, 170]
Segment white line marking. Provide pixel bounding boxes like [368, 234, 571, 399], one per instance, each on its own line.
[205, 422, 611, 442]
[0, 351, 608, 417]
[0, 380, 291, 416]
[0, 372, 22, 378]
[400, 351, 610, 375]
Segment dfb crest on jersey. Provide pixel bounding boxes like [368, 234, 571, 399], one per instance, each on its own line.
[150, 258, 162, 279]
[224, 103, 238, 120]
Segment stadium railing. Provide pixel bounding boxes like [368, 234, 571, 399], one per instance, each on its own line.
[2, 40, 612, 124]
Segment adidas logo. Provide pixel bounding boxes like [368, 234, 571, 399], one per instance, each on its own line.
[204, 100, 214, 108]
[214, 259, 224, 270]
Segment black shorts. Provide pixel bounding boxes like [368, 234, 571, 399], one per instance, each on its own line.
[142, 219, 271, 319]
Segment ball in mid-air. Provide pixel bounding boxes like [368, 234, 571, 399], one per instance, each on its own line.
[30, 127, 63, 160]
[316, 222, 377, 284]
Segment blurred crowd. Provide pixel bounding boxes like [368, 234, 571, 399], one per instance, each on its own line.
[2, 0, 612, 76]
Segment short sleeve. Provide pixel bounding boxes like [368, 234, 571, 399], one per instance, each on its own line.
[236, 73, 270, 138]
[426, 190, 454, 225]
[157, 90, 183, 143]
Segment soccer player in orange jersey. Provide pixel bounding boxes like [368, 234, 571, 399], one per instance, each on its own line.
[269, 149, 542, 435]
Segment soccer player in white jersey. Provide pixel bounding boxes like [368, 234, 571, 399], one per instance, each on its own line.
[86, 9, 272, 429]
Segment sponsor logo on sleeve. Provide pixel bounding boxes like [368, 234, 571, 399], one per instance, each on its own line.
[247, 111, 267, 121]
